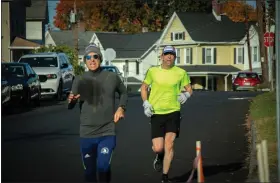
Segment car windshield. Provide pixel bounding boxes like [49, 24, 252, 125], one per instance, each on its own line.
[2, 65, 25, 78]
[237, 73, 259, 78]
[19, 57, 58, 67]
[101, 67, 117, 73]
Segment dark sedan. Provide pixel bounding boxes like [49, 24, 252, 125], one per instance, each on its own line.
[1, 62, 41, 106]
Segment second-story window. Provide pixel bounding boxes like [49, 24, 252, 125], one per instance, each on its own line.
[172, 32, 184, 41]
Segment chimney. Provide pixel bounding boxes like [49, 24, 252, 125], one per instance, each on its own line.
[142, 27, 148, 33]
[78, 21, 86, 32]
[212, 0, 223, 21]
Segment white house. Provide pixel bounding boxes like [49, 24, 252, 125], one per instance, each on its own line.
[44, 30, 95, 65]
[240, 25, 261, 74]
[90, 32, 162, 83]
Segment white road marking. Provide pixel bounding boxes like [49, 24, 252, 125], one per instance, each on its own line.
[228, 97, 253, 100]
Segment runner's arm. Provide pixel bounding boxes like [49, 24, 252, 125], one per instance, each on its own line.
[116, 74, 128, 111]
[68, 76, 81, 109]
[141, 69, 152, 102]
[181, 72, 193, 95]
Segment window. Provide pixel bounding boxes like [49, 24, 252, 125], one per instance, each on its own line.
[206, 48, 212, 63]
[172, 32, 184, 41]
[252, 46, 258, 62]
[203, 47, 216, 64]
[185, 48, 191, 64]
[235, 47, 244, 64]
[175, 49, 180, 64]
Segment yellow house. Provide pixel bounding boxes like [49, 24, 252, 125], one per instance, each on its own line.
[157, 10, 250, 91]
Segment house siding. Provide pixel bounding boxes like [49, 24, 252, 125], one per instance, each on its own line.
[243, 26, 261, 71]
[1, 2, 10, 61]
[162, 16, 192, 44]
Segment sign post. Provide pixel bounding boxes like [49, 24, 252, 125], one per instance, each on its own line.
[275, 0, 280, 181]
[264, 32, 275, 87]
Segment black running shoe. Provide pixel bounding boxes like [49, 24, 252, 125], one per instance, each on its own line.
[161, 179, 172, 183]
[153, 154, 163, 172]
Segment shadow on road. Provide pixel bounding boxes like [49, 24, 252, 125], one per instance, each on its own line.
[2, 129, 79, 142]
[170, 162, 244, 182]
[2, 99, 65, 117]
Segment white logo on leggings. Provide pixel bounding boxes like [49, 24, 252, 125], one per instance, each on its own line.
[101, 147, 109, 154]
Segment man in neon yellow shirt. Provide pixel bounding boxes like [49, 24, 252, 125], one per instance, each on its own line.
[141, 45, 193, 183]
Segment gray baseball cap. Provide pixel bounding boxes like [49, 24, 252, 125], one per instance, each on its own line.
[84, 43, 103, 62]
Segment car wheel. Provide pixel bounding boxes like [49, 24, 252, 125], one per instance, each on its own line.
[34, 88, 41, 106]
[23, 89, 31, 107]
[56, 82, 64, 101]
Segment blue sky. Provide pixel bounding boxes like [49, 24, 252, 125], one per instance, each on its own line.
[48, 0, 59, 30]
[47, 0, 257, 30]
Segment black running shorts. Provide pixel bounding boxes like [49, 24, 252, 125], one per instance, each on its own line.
[150, 111, 181, 139]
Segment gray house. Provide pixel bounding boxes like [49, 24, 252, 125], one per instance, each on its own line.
[1, 0, 31, 62]
[9, 0, 48, 61]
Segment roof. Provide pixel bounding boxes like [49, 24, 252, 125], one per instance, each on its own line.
[95, 32, 162, 59]
[10, 37, 41, 48]
[26, 0, 47, 20]
[48, 30, 95, 55]
[179, 65, 241, 73]
[176, 12, 256, 42]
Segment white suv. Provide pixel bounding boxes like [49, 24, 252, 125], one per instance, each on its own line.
[18, 52, 75, 100]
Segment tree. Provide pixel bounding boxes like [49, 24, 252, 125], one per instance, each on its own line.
[221, 1, 257, 22]
[53, 0, 211, 33]
[221, 1, 257, 73]
[33, 45, 85, 75]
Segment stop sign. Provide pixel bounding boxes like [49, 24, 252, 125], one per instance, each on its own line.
[264, 32, 275, 47]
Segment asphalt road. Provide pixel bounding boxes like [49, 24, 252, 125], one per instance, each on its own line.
[2, 91, 263, 183]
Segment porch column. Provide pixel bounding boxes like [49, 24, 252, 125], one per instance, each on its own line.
[224, 74, 230, 91]
[205, 75, 208, 90]
[10, 49, 13, 62]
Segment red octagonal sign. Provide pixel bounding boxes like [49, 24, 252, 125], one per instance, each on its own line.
[264, 32, 275, 47]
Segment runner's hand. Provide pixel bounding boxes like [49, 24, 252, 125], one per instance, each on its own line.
[68, 93, 80, 103]
[143, 100, 154, 117]
[114, 107, 125, 123]
[178, 92, 190, 104]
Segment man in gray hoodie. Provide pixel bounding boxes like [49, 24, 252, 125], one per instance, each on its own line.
[68, 43, 127, 183]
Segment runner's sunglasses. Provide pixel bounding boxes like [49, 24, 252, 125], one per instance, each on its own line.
[85, 54, 99, 60]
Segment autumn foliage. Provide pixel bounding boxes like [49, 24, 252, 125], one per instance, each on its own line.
[221, 1, 257, 22]
[53, 0, 211, 32]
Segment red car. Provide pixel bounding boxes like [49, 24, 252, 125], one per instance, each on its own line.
[232, 72, 261, 91]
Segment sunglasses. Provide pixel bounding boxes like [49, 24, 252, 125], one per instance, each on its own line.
[163, 52, 176, 56]
[85, 54, 99, 60]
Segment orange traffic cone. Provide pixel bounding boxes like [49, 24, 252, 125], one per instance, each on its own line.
[196, 141, 205, 183]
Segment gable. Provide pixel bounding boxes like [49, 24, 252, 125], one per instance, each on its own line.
[161, 14, 193, 44]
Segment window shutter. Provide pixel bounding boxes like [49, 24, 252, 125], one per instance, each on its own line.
[183, 32, 185, 40]
[202, 48, 205, 64]
[234, 48, 236, 64]
[171, 33, 173, 41]
[213, 48, 217, 64]
[242, 47, 245, 64]
[190, 48, 193, 64]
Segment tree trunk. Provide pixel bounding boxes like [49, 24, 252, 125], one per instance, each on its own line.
[256, 0, 269, 86]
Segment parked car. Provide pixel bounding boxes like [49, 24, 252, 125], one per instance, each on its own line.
[18, 52, 75, 101]
[101, 65, 124, 82]
[232, 71, 261, 91]
[1, 62, 41, 106]
[1, 77, 11, 105]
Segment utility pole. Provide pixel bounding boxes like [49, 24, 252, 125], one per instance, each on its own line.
[256, 0, 269, 86]
[275, 0, 280, 181]
[123, 60, 129, 88]
[70, 0, 79, 58]
[245, 7, 252, 72]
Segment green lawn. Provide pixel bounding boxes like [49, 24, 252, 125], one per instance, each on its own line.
[249, 91, 277, 167]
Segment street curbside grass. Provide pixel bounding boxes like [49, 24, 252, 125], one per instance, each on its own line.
[245, 91, 277, 181]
